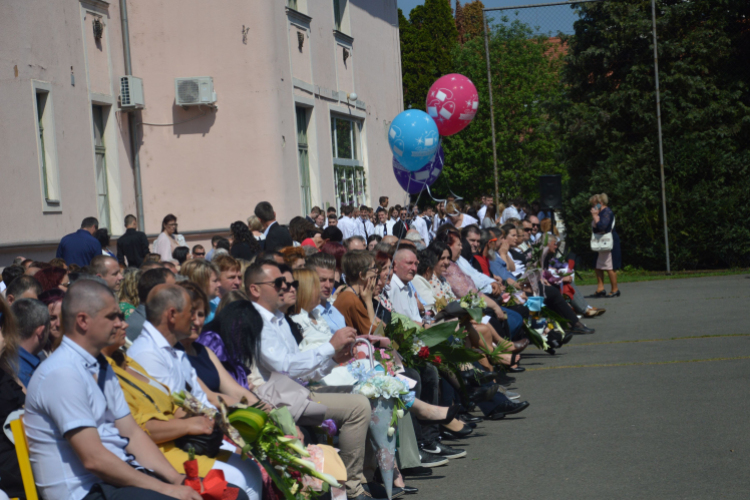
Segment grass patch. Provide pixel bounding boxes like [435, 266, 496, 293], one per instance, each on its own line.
[575, 267, 750, 284]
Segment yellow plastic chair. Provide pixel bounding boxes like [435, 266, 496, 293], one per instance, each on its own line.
[9, 418, 38, 500]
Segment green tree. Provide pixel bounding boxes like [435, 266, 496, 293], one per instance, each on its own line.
[434, 17, 566, 203]
[399, 0, 458, 111]
[462, 1, 485, 42]
[556, 0, 750, 269]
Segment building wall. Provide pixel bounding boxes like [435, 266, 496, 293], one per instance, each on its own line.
[0, 0, 404, 266]
[0, 0, 132, 266]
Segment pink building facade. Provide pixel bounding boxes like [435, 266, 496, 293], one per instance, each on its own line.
[0, 0, 403, 266]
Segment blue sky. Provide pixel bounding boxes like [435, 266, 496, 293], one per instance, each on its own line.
[397, 0, 580, 36]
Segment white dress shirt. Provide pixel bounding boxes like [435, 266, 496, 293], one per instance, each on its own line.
[291, 309, 334, 352]
[431, 215, 448, 238]
[25, 337, 133, 500]
[253, 302, 337, 382]
[477, 205, 488, 223]
[357, 217, 374, 239]
[411, 216, 431, 245]
[500, 205, 521, 224]
[457, 256, 495, 294]
[457, 214, 479, 228]
[389, 274, 422, 322]
[337, 216, 357, 240]
[128, 321, 214, 409]
[373, 223, 388, 237]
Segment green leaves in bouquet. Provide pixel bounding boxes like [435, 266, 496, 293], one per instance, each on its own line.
[477, 342, 512, 366]
[419, 321, 467, 348]
[465, 307, 483, 323]
[541, 307, 572, 329]
[431, 342, 484, 364]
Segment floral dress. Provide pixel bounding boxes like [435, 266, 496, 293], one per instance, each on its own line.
[440, 262, 478, 298]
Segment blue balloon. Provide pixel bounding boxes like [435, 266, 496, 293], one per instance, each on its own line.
[388, 110, 440, 171]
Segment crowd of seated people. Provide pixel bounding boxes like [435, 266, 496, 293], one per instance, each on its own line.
[0, 195, 608, 500]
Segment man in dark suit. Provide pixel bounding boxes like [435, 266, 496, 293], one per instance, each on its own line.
[55, 217, 102, 267]
[305, 206, 322, 225]
[255, 201, 293, 253]
[391, 207, 411, 240]
[117, 214, 150, 268]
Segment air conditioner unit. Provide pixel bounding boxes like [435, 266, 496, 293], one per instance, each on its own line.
[175, 77, 217, 106]
[119, 76, 145, 109]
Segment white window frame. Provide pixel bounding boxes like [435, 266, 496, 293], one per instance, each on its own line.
[331, 114, 367, 208]
[31, 80, 62, 212]
[333, 0, 351, 35]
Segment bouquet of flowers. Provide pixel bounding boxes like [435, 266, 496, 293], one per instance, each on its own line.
[173, 391, 340, 500]
[458, 290, 486, 322]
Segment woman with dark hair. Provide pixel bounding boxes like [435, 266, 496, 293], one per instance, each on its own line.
[333, 250, 380, 336]
[0, 295, 26, 499]
[229, 221, 260, 261]
[481, 205, 497, 229]
[154, 213, 179, 262]
[198, 300, 264, 390]
[33, 266, 69, 292]
[288, 216, 315, 244]
[172, 246, 190, 266]
[95, 228, 116, 258]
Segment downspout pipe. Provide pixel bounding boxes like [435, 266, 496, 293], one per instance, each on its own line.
[120, 0, 146, 232]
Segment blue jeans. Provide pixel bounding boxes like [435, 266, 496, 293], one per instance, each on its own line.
[502, 307, 524, 340]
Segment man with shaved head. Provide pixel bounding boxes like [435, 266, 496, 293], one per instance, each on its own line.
[128, 285, 262, 499]
[24, 280, 204, 500]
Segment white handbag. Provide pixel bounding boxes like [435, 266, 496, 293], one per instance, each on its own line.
[591, 216, 615, 252]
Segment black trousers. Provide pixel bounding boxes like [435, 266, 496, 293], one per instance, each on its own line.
[541, 284, 579, 324]
[405, 364, 441, 447]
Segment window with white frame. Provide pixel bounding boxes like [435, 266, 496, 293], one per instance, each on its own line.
[333, 0, 350, 34]
[331, 115, 366, 208]
[296, 106, 312, 215]
[32, 82, 61, 211]
[92, 105, 111, 230]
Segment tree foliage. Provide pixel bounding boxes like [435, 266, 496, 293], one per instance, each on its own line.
[399, 0, 458, 111]
[556, 0, 750, 269]
[433, 18, 566, 203]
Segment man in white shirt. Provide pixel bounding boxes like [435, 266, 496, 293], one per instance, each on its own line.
[386, 207, 398, 235]
[24, 280, 204, 500]
[410, 206, 431, 246]
[128, 285, 262, 500]
[500, 199, 522, 224]
[389, 248, 423, 324]
[337, 205, 358, 240]
[527, 215, 542, 243]
[245, 260, 378, 500]
[373, 209, 389, 237]
[357, 205, 375, 239]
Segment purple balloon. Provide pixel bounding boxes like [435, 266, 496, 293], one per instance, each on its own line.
[393, 146, 444, 194]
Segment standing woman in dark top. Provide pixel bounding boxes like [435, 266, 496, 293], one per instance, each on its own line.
[229, 221, 260, 261]
[177, 282, 266, 408]
[590, 193, 621, 297]
[0, 295, 26, 499]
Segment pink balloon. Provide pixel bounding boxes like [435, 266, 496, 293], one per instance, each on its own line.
[425, 74, 479, 136]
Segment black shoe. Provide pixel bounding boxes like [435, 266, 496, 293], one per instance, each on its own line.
[402, 486, 419, 494]
[421, 442, 467, 459]
[585, 290, 606, 299]
[606, 290, 621, 298]
[490, 400, 530, 417]
[495, 372, 516, 387]
[507, 365, 526, 373]
[459, 413, 483, 424]
[351, 491, 387, 500]
[363, 483, 404, 499]
[429, 404, 460, 425]
[419, 451, 449, 467]
[400, 466, 433, 477]
[562, 332, 574, 345]
[441, 424, 473, 439]
[568, 323, 595, 335]
[462, 370, 497, 387]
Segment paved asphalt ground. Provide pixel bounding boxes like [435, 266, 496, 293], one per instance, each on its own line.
[410, 274, 750, 500]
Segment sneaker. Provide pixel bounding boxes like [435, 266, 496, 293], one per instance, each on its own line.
[421, 442, 467, 459]
[419, 451, 449, 467]
[505, 390, 521, 400]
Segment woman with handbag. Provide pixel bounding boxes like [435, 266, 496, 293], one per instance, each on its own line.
[590, 193, 621, 298]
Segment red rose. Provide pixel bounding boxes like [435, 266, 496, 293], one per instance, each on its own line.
[417, 346, 430, 359]
[433, 356, 442, 364]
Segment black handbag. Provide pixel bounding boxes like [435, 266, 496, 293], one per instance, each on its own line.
[173, 423, 224, 458]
